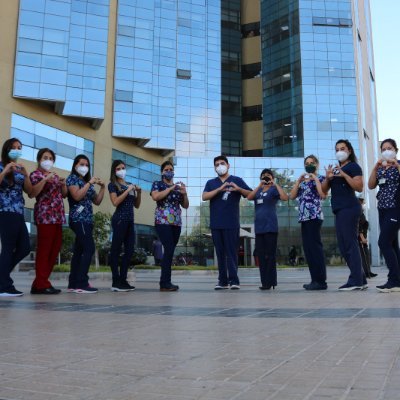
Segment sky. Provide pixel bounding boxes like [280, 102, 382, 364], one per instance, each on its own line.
[370, 0, 400, 144]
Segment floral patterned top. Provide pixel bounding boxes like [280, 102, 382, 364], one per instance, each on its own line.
[296, 175, 325, 222]
[0, 162, 26, 214]
[376, 164, 400, 209]
[150, 180, 183, 226]
[30, 169, 66, 225]
[108, 182, 135, 222]
[66, 173, 96, 224]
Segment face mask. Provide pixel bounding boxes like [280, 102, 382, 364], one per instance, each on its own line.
[215, 165, 228, 176]
[8, 149, 22, 160]
[162, 171, 174, 180]
[381, 149, 396, 161]
[116, 169, 126, 179]
[76, 166, 89, 177]
[335, 150, 348, 163]
[305, 164, 316, 174]
[40, 160, 53, 171]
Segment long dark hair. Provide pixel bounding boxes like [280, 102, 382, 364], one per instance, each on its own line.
[70, 154, 91, 182]
[1, 138, 22, 185]
[110, 159, 125, 191]
[335, 139, 357, 163]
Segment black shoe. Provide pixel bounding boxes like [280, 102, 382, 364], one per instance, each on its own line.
[369, 273, 378, 278]
[376, 283, 400, 293]
[121, 280, 135, 291]
[259, 285, 275, 290]
[0, 287, 23, 297]
[304, 282, 327, 291]
[111, 281, 130, 292]
[160, 284, 179, 292]
[30, 287, 61, 295]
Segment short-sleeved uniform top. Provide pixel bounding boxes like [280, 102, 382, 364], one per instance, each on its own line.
[66, 174, 96, 224]
[296, 175, 325, 222]
[150, 180, 184, 226]
[203, 175, 251, 230]
[0, 162, 25, 214]
[30, 169, 66, 225]
[376, 163, 400, 209]
[330, 162, 362, 213]
[252, 185, 280, 234]
[108, 182, 136, 222]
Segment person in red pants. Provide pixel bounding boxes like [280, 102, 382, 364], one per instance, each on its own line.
[29, 148, 67, 294]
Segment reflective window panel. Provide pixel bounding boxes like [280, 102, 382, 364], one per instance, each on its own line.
[10, 113, 94, 171]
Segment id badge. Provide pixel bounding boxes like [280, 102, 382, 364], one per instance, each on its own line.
[256, 199, 263, 205]
[379, 178, 386, 185]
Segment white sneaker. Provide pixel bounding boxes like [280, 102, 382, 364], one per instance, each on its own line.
[230, 284, 240, 290]
[214, 284, 229, 290]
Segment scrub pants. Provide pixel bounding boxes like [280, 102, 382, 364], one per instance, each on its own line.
[32, 224, 62, 290]
[69, 222, 95, 289]
[211, 228, 240, 286]
[109, 218, 135, 283]
[155, 224, 181, 287]
[378, 208, 400, 286]
[0, 212, 30, 292]
[255, 232, 278, 287]
[301, 219, 326, 284]
[335, 205, 366, 286]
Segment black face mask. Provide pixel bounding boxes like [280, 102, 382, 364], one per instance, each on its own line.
[305, 164, 316, 174]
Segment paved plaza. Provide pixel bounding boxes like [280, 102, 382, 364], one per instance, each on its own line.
[1, 267, 400, 400]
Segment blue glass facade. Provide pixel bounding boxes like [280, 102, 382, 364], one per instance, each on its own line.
[113, 0, 221, 156]
[10, 114, 94, 171]
[14, 0, 109, 128]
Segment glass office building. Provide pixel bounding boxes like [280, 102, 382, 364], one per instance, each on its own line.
[1, 0, 379, 266]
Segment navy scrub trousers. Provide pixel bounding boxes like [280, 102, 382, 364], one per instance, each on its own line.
[211, 228, 240, 286]
[335, 204, 366, 286]
[301, 218, 326, 284]
[378, 208, 400, 285]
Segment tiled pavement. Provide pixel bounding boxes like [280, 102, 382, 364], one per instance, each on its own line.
[1, 267, 400, 400]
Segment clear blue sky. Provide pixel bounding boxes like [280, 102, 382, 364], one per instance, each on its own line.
[370, 0, 400, 144]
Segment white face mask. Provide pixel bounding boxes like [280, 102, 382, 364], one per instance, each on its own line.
[76, 166, 89, 177]
[116, 169, 126, 179]
[40, 160, 53, 171]
[381, 149, 397, 161]
[335, 150, 348, 163]
[215, 164, 228, 176]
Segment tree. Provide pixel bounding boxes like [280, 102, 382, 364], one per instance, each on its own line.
[93, 211, 111, 269]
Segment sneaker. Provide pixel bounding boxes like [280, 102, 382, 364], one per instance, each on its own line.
[362, 284, 369, 290]
[230, 284, 240, 290]
[111, 281, 130, 292]
[376, 283, 400, 293]
[338, 283, 363, 291]
[0, 288, 23, 297]
[160, 284, 179, 292]
[214, 284, 229, 290]
[67, 288, 76, 293]
[369, 273, 378, 278]
[30, 287, 61, 295]
[304, 282, 327, 291]
[75, 286, 98, 293]
[121, 280, 135, 291]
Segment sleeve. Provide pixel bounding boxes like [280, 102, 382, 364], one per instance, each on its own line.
[30, 170, 43, 186]
[66, 174, 78, 187]
[318, 175, 325, 183]
[150, 181, 159, 195]
[203, 179, 212, 192]
[349, 163, 363, 177]
[108, 182, 116, 193]
[237, 177, 252, 192]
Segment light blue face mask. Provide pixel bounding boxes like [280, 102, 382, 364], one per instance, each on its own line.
[8, 149, 22, 160]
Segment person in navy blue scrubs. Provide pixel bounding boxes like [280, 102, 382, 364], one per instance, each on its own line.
[290, 155, 327, 290]
[248, 169, 288, 290]
[322, 139, 366, 291]
[368, 138, 400, 292]
[202, 156, 251, 290]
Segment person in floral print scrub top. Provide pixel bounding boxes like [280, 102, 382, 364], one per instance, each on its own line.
[150, 161, 189, 291]
[290, 155, 327, 291]
[0, 138, 32, 297]
[29, 148, 67, 295]
[66, 154, 105, 293]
